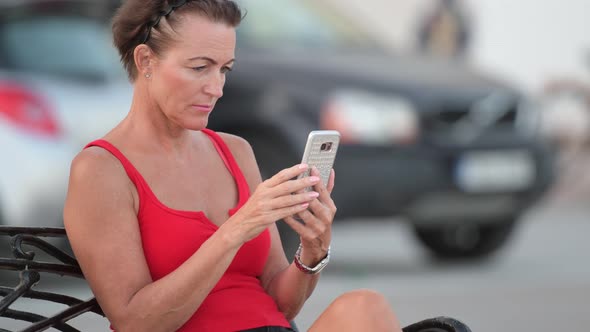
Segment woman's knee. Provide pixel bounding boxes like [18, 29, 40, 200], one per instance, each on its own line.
[322, 289, 400, 331]
[310, 289, 401, 332]
[330, 289, 395, 316]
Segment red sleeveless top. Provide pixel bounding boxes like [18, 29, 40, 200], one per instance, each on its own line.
[85, 129, 290, 332]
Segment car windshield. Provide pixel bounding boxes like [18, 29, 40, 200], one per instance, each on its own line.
[0, 16, 123, 80]
[236, 0, 382, 51]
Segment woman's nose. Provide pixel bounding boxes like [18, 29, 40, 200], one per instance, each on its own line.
[204, 74, 224, 98]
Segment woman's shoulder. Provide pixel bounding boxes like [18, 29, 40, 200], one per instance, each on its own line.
[71, 146, 124, 176]
[64, 146, 138, 231]
[213, 131, 255, 159]
[212, 131, 262, 185]
[68, 146, 132, 194]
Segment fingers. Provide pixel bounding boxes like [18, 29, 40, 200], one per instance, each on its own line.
[271, 191, 319, 209]
[327, 169, 335, 194]
[283, 209, 328, 242]
[308, 198, 335, 223]
[271, 202, 311, 223]
[263, 164, 309, 188]
[283, 214, 311, 237]
[270, 175, 320, 197]
[235, 201, 311, 242]
[293, 200, 333, 231]
[261, 164, 321, 197]
[235, 165, 330, 244]
[310, 167, 336, 211]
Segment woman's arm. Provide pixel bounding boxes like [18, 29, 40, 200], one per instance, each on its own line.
[64, 146, 313, 332]
[64, 148, 243, 332]
[226, 133, 335, 320]
[262, 169, 336, 320]
[261, 225, 323, 320]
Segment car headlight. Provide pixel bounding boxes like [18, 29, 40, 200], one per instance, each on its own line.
[320, 89, 419, 145]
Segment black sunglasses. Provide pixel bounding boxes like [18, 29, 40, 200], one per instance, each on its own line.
[141, 0, 189, 44]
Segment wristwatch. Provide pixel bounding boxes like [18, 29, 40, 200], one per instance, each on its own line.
[293, 244, 330, 274]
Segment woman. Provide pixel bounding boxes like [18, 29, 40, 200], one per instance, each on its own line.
[64, 0, 401, 331]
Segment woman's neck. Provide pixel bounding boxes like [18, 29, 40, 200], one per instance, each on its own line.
[113, 88, 200, 156]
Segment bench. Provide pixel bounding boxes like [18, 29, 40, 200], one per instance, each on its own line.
[0, 227, 472, 332]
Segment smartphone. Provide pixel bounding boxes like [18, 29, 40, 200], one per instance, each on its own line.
[298, 130, 340, 191]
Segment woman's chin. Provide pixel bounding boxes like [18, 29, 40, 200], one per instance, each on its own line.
[184, 118, 209, 131]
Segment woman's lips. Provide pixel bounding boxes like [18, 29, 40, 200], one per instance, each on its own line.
[193, 104, 213, 112]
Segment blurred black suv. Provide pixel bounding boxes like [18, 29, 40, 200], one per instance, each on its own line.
[209, 0, 555, 260]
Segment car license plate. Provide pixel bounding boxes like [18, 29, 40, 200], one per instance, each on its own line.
[455, 150, 536, 192]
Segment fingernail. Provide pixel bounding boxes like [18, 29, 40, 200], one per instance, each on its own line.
[299, 164, 309, 169]
[301, 203, 310, 208]
[308, 191, 319, 198]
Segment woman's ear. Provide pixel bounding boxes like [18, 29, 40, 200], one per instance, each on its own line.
[133, 44, 153, 77]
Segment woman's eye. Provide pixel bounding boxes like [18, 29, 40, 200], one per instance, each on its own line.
[221, 66, 233, 74]
[192, 66, 207, 72]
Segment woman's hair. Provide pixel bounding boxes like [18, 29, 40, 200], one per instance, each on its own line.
[112, 0, 243, 81]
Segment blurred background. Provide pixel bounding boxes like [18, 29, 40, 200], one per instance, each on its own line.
[0, 0, 589, 331]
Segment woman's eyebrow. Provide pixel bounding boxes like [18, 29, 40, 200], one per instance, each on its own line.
[187, 56, 235, 65]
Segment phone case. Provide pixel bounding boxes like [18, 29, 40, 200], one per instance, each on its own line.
[298, 130, 340, 189]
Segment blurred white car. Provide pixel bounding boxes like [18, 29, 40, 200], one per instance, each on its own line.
[0, 101, 74, 227]
[0, 0, 132, 226]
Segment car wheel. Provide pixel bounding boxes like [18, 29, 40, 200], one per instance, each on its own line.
[411, 218, 518, 260]
[241, 132, 301, 259]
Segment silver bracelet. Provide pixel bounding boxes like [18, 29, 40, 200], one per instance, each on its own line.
[293, 243, 330, 274]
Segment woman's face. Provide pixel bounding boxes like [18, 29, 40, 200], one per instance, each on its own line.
[148, 14, 236, 131]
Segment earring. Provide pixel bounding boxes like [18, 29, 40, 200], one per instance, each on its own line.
[145, 73, 151, 78]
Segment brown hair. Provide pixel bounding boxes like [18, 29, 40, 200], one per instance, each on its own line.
[112, 0, 243, 81]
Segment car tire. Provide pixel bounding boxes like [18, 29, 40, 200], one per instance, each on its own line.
[411, 218, 518, 260]
[241, 131, 301, 259]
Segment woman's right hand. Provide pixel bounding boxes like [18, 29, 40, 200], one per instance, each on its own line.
[221, 164, 320, 245]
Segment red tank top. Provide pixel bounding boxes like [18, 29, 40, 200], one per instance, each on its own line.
[85, 129, 290, 332]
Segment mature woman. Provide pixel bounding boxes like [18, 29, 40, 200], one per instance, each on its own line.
[64, 1, 401, 331]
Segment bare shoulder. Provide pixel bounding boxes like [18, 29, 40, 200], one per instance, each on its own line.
[215, 132, 255, 159]
[69, 147, 126, 182]
[64, 147, 135, 228]
[67, 147, 132, 197]
[215, 132, 257, 168]
[215, 132, 262, 188]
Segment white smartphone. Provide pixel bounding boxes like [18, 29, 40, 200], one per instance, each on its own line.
[298, 130, 340, 191]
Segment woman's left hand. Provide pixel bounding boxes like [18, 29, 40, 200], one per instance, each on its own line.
[283, 167, 336, 265]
